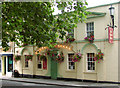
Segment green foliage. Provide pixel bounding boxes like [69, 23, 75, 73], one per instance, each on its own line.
[40, 55, 46, 60]
[55, 51, 64, 63]
[2, 1, 88, 51]
[25, 55, 33, 60]
[14, 55, 21, 62]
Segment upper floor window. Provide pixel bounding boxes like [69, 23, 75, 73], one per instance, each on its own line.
[87, 53, 95, 71]
[86, 22, 94, 37]
[68, 29, 74, 38]
[68, 54, 75, 70]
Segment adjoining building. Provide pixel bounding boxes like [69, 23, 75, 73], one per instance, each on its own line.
[2, 2, 120, 83]
[0, 42, 14, 77]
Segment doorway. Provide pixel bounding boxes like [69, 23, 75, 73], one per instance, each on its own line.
[4, 56, 6, 75]
[51, 57, 58, 79]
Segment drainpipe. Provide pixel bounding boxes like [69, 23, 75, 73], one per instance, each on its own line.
[13, 42, 15, 71]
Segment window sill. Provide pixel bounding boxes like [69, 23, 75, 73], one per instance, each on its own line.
[83, 71, 97, 74]
[66, 69, 76, 73]
[23, 68, 29, 70]
[37, 69, 43, 71]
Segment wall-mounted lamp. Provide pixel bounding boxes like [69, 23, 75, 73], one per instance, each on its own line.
[109, 5, 115, 29]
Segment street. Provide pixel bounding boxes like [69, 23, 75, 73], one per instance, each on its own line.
[1, 80, 119, 88]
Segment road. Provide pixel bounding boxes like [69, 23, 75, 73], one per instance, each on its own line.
[1, 80, 119, 88]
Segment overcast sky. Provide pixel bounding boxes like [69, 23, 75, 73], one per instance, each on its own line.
[53, 0, 120, 15]
[86, 0, 120, 7]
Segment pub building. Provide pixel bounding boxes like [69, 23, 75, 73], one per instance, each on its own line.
[2, 2, 120, 83]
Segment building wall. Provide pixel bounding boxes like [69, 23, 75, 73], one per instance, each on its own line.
[118, 3, 120, 82]
[14, 3, 119, 82]
[15, 46, 49, 77]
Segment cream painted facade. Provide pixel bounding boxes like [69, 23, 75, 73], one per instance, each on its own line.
[14, 2, 120, 83]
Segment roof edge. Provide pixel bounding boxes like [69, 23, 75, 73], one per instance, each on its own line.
[87, 12, 106, 19]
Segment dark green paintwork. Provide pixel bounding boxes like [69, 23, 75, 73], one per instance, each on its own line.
[51, 57, 58, 79]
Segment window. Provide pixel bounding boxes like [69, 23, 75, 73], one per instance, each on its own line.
[68, 54, 75, 70]
[87, 53, 95, 71]
[86, 22, 94, 37]
[8, 56, 13, 72]
[25, 56, 28, 67]
[68, 29, 74, 38]
[37, 56, 42, 69]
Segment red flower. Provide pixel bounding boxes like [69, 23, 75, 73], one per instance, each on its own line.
[52, 54, 55, 56]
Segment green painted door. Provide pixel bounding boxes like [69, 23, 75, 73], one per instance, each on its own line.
[51, 56, 58, 79]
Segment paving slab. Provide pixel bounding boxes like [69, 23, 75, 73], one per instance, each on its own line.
[0, 76, 119, 87]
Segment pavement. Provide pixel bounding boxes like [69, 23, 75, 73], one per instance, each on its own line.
[0, 76, 119, 87]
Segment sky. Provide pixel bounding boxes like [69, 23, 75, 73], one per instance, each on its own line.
[86, 0, 120, 7]
[53, 0, 120, 15]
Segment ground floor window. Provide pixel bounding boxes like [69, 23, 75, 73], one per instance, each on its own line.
[68, 54, 75, 70]
[87, 53, 95, 71]
[37, 56, 42, 69]
[25, 56, 28, 68]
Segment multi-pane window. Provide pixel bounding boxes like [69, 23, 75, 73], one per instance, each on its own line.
[68, 29, 74, 38]
[25, 56, 28, 67]
[68, 54, 75, 70]
[86, 22, 94, 37]
[87, 53, 95, 71]
[37, 56, 42, 69]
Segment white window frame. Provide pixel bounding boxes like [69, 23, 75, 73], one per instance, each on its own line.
[67, 53, 75, 70]
[86, 22, 94, 37]
[37, 55, 42, 69]
[86, 53, 95, 72]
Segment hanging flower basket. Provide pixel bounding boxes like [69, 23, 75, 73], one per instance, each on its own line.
[40, 55, 47, 61]
[65, 37, 75, 43]
[25, 55, 33, 61]
[94, 49, 104, 63]
[14, 55, 21, 62]
[72, 53, 82, 62]
[46, 48, 59, 57]
[65, 35, 75, 43]
[37, 54, 41, 57]
[55, 51, 64, 63]
[84, 32, 94, 43]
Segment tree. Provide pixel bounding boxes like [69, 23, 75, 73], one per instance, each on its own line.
[2, 1, 88, 51]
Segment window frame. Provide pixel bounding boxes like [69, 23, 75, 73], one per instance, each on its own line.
[24, 55, 29, 68]
[67, 53, 75, 70]
[86, 53, 96, 72]
[86, 22, 94, 37]
[37, 55, 42, 69]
